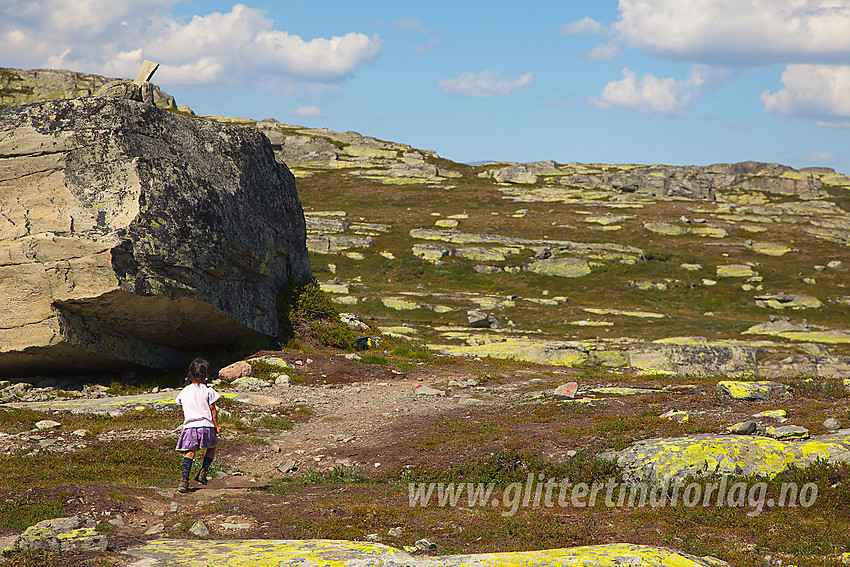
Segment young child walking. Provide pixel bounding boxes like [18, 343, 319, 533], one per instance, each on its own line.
[175, 358, 221, 493]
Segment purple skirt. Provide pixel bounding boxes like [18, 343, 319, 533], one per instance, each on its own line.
[175, 426, 218, 452]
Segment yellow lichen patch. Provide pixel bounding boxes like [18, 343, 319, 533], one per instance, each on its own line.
[716, 264, 757, 278]
[717, 380, 778, 399]
[319, 283, 350, 294]
[526, 257, 591, 278]
[691, 226, 727, 238]
[753, 409, 787, 420]
[590, 387, 658, 395]
[644, 221, 689, 236]
[381, 297, 420, 311]
[427, 337, 588, 366]
[744, 241, 792, 256]
[584, 307, 665, 318]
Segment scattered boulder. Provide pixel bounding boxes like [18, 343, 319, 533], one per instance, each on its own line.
[467, 310, 503, 329]
[188, 520, 209, 537]
[553, 382, 578, 399]
[753, 294, 822, 310]
[824, 418, 842, 430]
[413, 384, 445, 396]
[716, 380, 789, 400]
[0, 97, 311, 375]
[5, 515, 106, 553]
[660, 410, 689, 423]
[766, 425, 810, 440]
[725, 421, 757, 435]
[218, 361, 254, 381]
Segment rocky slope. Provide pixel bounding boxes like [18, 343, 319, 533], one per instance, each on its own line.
[2, 67, 850, 377]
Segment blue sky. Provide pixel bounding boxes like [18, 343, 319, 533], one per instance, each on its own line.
[2, 1, 849, 171]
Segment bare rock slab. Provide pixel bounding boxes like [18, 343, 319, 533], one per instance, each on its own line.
[124, 539, 727, 567]
[0, 98, 311, 374]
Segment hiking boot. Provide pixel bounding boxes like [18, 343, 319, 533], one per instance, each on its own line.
[194, 468, 209, 485]
[178, 480, 189, 493]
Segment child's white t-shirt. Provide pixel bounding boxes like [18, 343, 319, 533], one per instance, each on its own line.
[175, 383, 220, 428]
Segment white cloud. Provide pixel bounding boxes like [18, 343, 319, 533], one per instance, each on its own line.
[0, 1, 382, 89]
[586, 42, 621, 61]
[589, 67, 707, 114]
[560, 17, 603, 35]
[293, 105, 324, 118]
[761, 64, 850, 123]
[805, 151, 838, 165]
[613, 0, 850, 66]
[393, 18, 430, 34]
[438, 70, 533, 98]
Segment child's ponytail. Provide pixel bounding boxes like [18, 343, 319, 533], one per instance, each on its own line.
[187, 357, 211, 383]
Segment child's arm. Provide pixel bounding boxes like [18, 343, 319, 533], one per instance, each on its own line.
[210, 402, 221, 434]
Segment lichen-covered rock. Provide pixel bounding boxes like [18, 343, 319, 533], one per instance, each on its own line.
[716, 380, 788, 400]
[629, 344, 760, 376]
[5, 515, 106, 553]
[0, 98, 311, 374]
[614, 431, 850, 483]
[753, 293, 823, 310]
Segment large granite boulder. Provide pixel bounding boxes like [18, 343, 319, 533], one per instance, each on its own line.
[0, 97, 311, 374]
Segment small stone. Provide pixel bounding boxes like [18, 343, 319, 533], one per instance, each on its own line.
[663, 385, 698, 392]
[144, 523, 165, 535]
[35, 420, 61, 430]
[553, 382, 578, 399]
[413, 384, 445, 396]
[415, 538, 437, 551]
[366, 533, 380, 541]
[170, 502, 180, 513]
[72, 429, 91, 437]
[765, 425, 810, 440]
[277, 460, 297, 474]
[387, 527, 404, 537]
[725, 421, 757, 435]
[189, 520, 209, 537]
[827, 260, 843, 269]
[823, 418, 842, 430]
[753, 409, 788, 422]
[659, 410, 689, 423]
